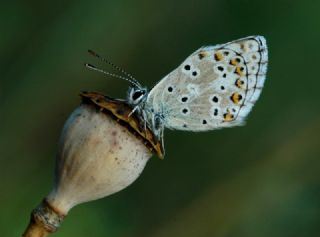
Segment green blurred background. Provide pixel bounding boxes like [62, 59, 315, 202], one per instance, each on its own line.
[1, 0, 320, 236]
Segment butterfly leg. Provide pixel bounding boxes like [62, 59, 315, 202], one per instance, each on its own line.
[128, 105, 140, 117]
[131, 106, 149, 138]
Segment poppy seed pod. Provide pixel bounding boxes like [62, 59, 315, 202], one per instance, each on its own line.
[22, 92, 163, 237]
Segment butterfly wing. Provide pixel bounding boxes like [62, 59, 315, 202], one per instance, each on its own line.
[146, 36, 268, 131]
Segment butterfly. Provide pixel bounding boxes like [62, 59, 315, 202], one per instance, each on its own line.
[86, 35, 268, 156]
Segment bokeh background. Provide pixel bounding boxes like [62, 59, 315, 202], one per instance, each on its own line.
[1, 0, 320, 236]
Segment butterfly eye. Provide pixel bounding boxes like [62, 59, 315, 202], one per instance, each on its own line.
[132, 90, 145, 101]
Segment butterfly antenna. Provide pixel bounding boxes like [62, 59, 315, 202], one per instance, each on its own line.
[84, 63, 142, 88]
[87, 50, 141, 87]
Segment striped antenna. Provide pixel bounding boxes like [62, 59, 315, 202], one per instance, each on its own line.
[87, 50, 141, 87]
[84, 63, 142, 88]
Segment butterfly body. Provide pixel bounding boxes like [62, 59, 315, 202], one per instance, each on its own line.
[127, 36, 268, 150]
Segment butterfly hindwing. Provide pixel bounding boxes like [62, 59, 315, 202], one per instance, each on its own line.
[145, 36, 268, 131]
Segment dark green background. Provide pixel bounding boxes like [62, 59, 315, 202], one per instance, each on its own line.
[1, 0, 320, 236]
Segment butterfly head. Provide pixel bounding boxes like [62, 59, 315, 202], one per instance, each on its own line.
[128, 86, 148, 106]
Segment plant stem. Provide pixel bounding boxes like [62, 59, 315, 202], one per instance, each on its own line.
[22, 200, 64, 237]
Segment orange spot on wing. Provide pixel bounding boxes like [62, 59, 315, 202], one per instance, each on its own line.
[235, 79, 244, 88]
[235, 66, 244, 76]
[223, 110, 234, 122]
[230, 58, 238, 65]
[230, 93, 243, 104]
[214, 52, 224, 61]
[198, 51, 208, 59]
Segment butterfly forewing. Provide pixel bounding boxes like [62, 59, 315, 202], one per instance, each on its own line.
[145, 36, 268, 131]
